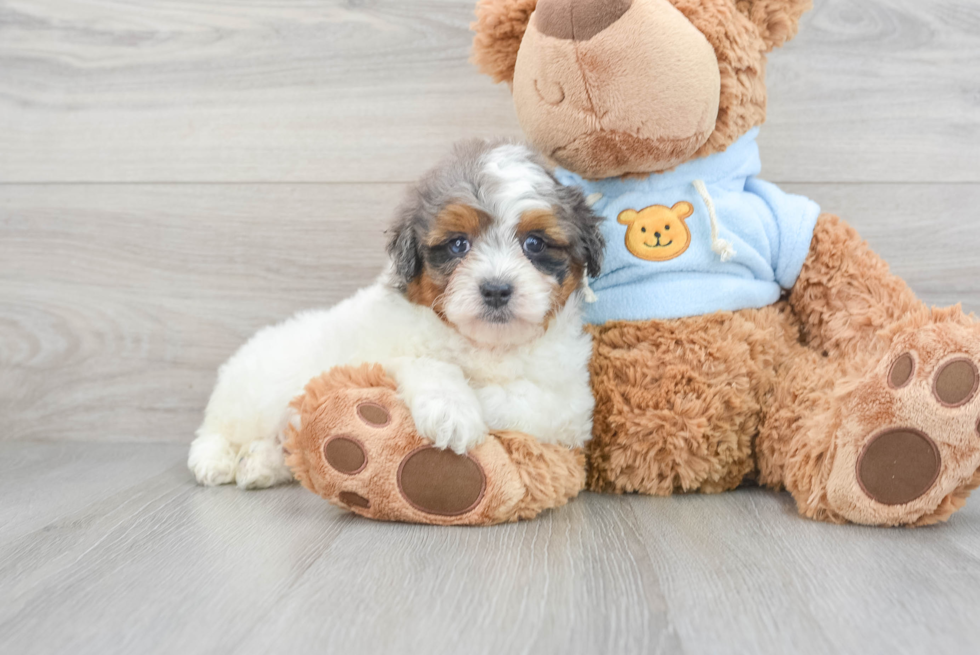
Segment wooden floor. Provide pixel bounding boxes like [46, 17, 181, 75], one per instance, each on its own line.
[2, 1, 980, 653]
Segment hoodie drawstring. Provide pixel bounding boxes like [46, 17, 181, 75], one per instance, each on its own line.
[692, 179, 736, 262]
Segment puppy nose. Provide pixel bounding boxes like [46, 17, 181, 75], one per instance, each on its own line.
[535, 0, 632, 42]
[480, 281, 514, 309]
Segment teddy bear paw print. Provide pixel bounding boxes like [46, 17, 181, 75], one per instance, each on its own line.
[826, 324, 980, 526]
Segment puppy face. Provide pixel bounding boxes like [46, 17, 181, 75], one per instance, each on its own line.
[387, 140, 604, 347]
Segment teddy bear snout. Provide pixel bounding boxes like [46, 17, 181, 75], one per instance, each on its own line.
[534, 0, 633, 42]
[511, 0, 722, 178]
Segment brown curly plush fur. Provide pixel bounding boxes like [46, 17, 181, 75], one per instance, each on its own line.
[673, 0, 770, 163]
[472, 0, 539, 84]
[735, 0, 811, 50]
[588, 303, 792, 495]
[497, 432, 587, 520]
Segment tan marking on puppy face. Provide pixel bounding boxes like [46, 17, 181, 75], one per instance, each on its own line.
[515, 209, 586, 321]
[517, 208, 571, 247]
[406, 271, 448, 318]
[407, 203, 493, 322]
[427, 203, 492, 247]
[549, 261, 585, 321]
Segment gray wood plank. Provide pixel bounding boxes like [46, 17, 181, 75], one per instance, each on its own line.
[0, 441, 977, 655]
[0, 0, 523, 184]
[0, 441, 183, 545]
[784, 183, 980, 310]
[0, 442, 678, 655]
[2, 0, 979, 184]
[761, 0, 980, 184]
[2, 2, 979, 654]
[3, 183, 979, 443]
[627, 490, 980, 655]
[0, 183, 398, 443]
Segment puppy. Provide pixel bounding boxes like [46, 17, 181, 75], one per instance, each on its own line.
[188, 140, 604, 489]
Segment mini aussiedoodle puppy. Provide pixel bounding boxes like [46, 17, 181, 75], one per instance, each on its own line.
[188, 140, 605, 524]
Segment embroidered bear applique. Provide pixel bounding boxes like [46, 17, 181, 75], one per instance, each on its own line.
[617, 202, 694, 262]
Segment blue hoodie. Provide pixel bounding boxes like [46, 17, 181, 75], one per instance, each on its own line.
[555, 128, 821, 324]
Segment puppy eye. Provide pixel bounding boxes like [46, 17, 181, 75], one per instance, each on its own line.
[522, 235, 546, 255]
[448, 237, 470, 257]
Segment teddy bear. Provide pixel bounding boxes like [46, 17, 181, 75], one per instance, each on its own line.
[288, 0, 980, 528]
[465, 0, 980, 526]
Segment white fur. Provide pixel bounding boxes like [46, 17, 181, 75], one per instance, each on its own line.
[189, 284, 594, 488]
[479, 143, 556, 229]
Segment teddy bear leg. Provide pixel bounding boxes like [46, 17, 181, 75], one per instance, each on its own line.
[759, 320, 980, 526]
[790, 213, 927, 361]
[284, 363, 585, 525]
[777, 213, 980, 524]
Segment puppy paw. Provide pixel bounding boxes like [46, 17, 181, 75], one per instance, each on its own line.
[410, 394, 488, 454]
[236, 438, 295, 490]
[188, 432, 238, 486]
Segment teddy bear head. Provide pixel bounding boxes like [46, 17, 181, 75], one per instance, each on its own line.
[472, 0, 812, 179]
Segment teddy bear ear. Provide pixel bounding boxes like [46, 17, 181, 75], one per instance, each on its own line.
[471, 0, 539, 84]
[735, 0, 812, 51]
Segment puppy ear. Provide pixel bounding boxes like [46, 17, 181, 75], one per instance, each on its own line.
[735, 0, 812, 51]
[471, 0, 538, 84]
[557, 185, 605, 278]
[582, 211, 605, 278]
[386, 205, 425, 288]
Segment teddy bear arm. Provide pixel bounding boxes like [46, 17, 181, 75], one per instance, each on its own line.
[788, 213, 926, 362]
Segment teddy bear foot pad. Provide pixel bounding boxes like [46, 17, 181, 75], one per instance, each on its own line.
[827, 326, 980, 526]
[324, 427, 488, 517]
[285, 364, 585, 526]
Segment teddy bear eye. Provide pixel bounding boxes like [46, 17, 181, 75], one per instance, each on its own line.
[665, 225, 670, 231]
[641, 227, 646, 233]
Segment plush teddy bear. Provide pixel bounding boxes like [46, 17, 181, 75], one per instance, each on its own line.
[468, 0, 980, 526]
